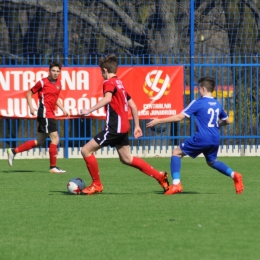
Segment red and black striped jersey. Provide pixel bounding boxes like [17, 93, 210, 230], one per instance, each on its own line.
[31, 77, 62, 119]
[103, 76, 131, 133]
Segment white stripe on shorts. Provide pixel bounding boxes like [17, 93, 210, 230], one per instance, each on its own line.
[100, 130, 109, 145]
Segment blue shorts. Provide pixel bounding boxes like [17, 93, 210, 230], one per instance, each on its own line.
[180, 136, 219, 163]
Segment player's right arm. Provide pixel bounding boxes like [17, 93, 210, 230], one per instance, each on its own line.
[218, 106, 229, 127]
[219, 118, 230, 127]
[26, 90, 37, 116]
[27, 80, 43, 116]
[80, 92, 112, 116]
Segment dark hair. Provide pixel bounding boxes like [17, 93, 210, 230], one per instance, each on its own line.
[98, 54, 118, 73]
[198, 77, 215, 92]
[49, 61, 62, 70]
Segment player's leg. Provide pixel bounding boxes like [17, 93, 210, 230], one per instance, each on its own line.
[205, 146, 244, 194]
[81, 135, 103, 195]
[7, 139, 38, 167]
[48, 130, 66, 173]
[40, 118, 65, 173]
[116, 144, 169, 191]
[165, 146, 185, 195]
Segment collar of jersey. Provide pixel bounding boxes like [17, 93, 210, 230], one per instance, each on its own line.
[47, 76, 57, 84]
[202, 95, 214, 99]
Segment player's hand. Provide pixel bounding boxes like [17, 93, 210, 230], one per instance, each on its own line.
[63, 109, 70, 118]
[80, 108, 90, 116]
[29, 107, 37, 116]
[146, 118, 160, 128]
[134, 127, 143, 139]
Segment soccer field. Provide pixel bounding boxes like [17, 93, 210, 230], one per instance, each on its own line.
[0, 157, 260, 260]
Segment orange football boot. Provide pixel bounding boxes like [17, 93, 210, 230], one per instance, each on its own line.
[233, 172, 244, 194]
[157, 172, 170, 191]
[82, 183, 103, 195]
[164, 183, 183, 195]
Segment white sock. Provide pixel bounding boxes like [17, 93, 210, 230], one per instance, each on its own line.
[173, 179, 180, 185]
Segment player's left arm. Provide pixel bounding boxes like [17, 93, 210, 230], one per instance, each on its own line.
[128, 98, 142, 139]
[146, 113, 186, 128]
[147, 99, 197, 128]
[56, 99, 69, 117]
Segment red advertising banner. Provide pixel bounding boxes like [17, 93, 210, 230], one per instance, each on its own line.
[0, 66, 184, 119]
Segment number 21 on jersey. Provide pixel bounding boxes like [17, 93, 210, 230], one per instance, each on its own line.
[208, 108, 219, 127]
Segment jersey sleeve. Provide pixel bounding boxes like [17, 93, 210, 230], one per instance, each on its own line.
[103, 81, 116, 94]
[219, 108, 228, 120]
[126, 92, 131, 101]
[31, 80, 43, 94]
[182, 100, 198, 118]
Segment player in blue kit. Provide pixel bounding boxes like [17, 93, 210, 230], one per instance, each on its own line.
[146, 76, 244, 195]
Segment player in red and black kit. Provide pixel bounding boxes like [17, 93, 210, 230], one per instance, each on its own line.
[7, 61, 69, 173]
[79, 54, 169, 195]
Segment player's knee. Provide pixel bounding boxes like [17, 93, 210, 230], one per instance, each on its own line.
[207, 161, 215, 168]
[120, 158, 129, 165]
[36, 140, 43, 147]
[51, 137, 59, 145]
[49, 132, 59, 145]
[81, 147, 87, 157]
[36, 137, 45, 146]
[80, 147, 92, 158]
[172, 150, 181, 157]
[119, 156, 132, 165]
[119, 158, 126, 165]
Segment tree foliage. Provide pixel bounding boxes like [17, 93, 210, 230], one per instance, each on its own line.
[0, 0, 259, 61]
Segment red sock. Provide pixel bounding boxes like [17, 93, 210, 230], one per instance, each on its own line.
[15, 140, 36, 154]
[84, 154, 101, 185]
[131, 156, 161, 180]
[49, 143, 57, 167]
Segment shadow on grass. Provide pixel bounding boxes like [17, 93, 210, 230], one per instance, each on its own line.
[2, 170, 39, 173]
[154, 191, 214, 195]
[49, 191, 77, 195]
[49, 189, 213, 196]
[49, 190, 166, 195]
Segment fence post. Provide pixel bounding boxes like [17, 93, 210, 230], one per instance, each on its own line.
[63, 0, 69, 66]
[190, 0, 195, 135]
[63, 0, 69, 158]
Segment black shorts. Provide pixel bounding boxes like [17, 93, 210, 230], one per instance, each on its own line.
[37, 118, 57, 133]
[94, 130, 129, 147]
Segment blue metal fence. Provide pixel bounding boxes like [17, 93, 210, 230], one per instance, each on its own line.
[0, 1, 259, 158]
[1, 53, 259, 158]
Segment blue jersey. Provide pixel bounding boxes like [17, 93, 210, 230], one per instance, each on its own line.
[182, 96, 228, 145]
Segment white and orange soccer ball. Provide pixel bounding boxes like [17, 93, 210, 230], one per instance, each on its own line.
[67, 178, 86, 195]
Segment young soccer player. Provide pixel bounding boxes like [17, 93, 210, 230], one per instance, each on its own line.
[79, 54, 169, 195]
[7, 61, 69, 173]
[146, 76, 244, 195]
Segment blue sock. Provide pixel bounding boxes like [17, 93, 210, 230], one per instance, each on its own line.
[170, 156, 181, 183]
[211, 161, 233, 177]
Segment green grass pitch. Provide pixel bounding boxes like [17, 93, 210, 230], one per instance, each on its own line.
[0, 156, 260, 260]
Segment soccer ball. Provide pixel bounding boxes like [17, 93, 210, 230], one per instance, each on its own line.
[67, 178, 86, 195]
